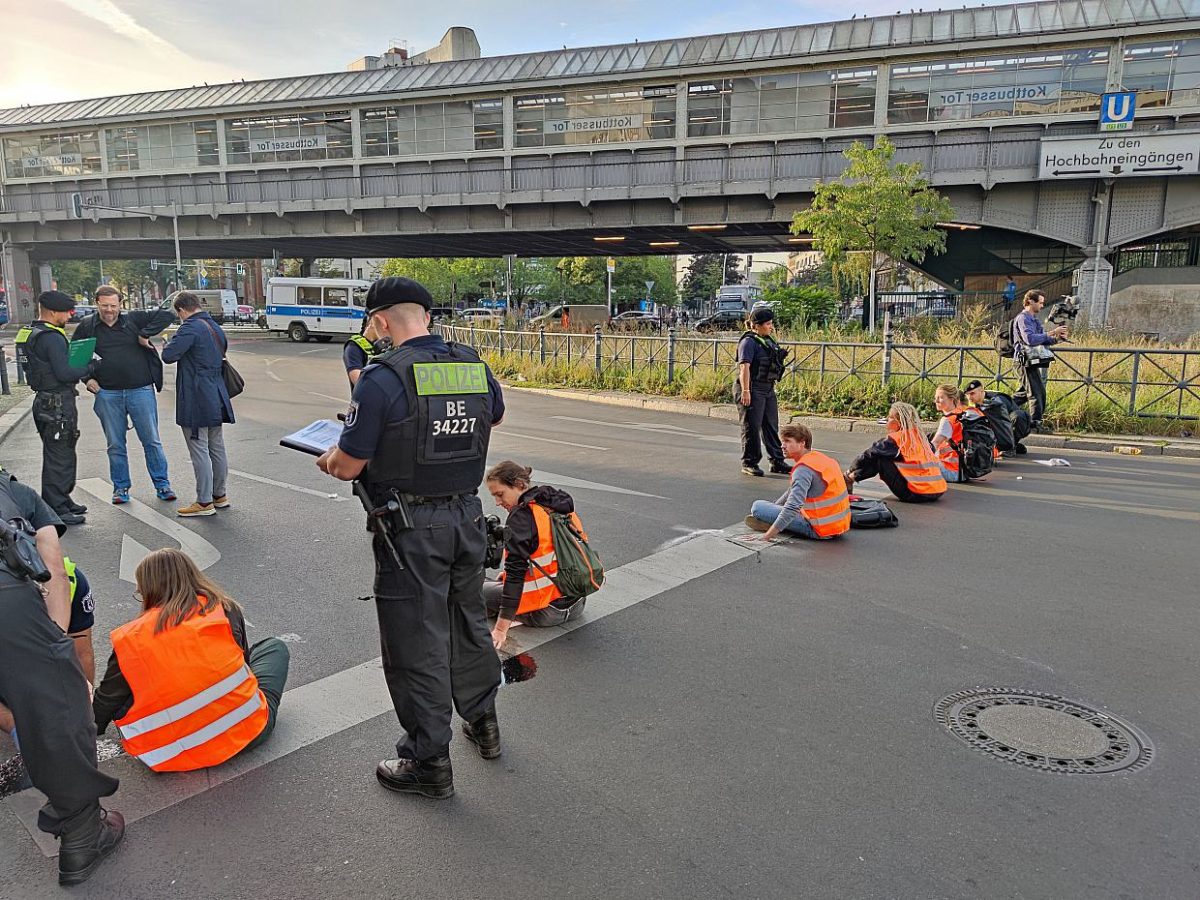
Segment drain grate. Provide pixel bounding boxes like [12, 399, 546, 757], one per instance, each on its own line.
[935, 689, 1153, 775]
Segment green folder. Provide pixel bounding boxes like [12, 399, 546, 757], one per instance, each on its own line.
[68, 338, 96, 368]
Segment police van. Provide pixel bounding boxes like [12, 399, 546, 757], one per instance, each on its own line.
[264, 277, 371, 342]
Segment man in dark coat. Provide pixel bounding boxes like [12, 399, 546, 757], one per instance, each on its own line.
[161, 292, 235, 517]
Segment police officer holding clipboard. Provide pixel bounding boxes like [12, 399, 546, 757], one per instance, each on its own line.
[317, 277, 505, 799]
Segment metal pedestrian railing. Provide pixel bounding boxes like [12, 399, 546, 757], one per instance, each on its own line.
[439, 323, 1200, 421]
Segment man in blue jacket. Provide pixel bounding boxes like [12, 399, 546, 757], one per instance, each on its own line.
[1013, 290, 1068, 432]
[161, 292, 235, 517]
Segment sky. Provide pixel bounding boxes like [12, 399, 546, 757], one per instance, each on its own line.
[0, 0, 1017, 110]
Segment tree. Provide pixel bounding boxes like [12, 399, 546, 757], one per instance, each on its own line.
[761, 285, 839, 328]
[681, 254, 742, 305]
[757, 265, 790, 291]
[792, 136, 953, 330]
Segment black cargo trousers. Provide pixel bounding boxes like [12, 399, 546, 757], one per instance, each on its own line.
[31, 389, 80, 514]
[0, 572, 118, 834]
[372, 494, 500, 762]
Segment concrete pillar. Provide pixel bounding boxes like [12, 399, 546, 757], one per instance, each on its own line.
[0, 242, 38, 324]
[1074, 253, 1114, 326]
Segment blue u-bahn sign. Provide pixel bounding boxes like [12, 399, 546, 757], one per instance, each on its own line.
[1100, 92, 1137, 132]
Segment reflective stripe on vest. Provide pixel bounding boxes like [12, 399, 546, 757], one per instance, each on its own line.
[112, 601, 267, 772]
[64, 556, 77, 601]
[891, 428, 948, 495]
[348, 334, 374, 356]
[514, 504, 564, 615]
[794, 451, 851, 537]
[938, 411, 966, 472]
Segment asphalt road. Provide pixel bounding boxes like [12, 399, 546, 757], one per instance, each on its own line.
[1, 335, 1198, 899]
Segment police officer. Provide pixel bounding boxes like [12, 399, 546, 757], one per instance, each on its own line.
[317, 277, 504, 799]
[0, 466, 123, 885]
[342, 316, 389, 389]
[14, 291, 96, 525]
[736, 307, 790, 477]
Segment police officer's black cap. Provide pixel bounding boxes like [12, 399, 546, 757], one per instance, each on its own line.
[37, 290, 76, 312]
[749, 307, 774, 325]
[365, 277, 432, 314]
[962, 379, 984, 393]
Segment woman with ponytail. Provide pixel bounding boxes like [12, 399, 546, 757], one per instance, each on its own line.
[843, 402, 948, 503]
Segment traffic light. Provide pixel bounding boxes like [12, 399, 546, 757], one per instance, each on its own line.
[236, 263, 245, 276]
[69, 193, 84, 219]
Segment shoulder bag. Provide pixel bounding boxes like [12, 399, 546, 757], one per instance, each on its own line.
[201, 319, 245, 398]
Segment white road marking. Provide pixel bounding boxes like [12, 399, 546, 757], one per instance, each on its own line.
[118, 534, 153, 584]
[493, 432, 609, 451]
[300, 348, 327, 355]
[76, 479, 220, 571]
[7, 522, 769, 855]
[228, 469, 345, 501]
[534, 468, 666, 499]
[267, 370, 283, 382]
[307, 391, 350, 404]
[551, 415, 740, 444]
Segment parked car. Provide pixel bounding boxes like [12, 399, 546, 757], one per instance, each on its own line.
[235, 304, 255, 324]
[456, 307, 502, 324]
[611, 311, 660, 331]
[694, 309, 747, 333]
[69, 304, 97, 323]
[430, 306, 455, 322]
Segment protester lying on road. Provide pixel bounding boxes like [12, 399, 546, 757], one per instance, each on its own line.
[844, 403, 948, 503]
[743, 423, 851, 541]
[483, 460, 588, 649]
[93, 548, 289, 772]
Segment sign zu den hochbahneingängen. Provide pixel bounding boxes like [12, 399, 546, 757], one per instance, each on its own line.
[1038, 132, 1200, 180]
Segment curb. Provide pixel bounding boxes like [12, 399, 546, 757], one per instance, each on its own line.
[505, 384, 1200, 459]
[0, 395, 35, 448]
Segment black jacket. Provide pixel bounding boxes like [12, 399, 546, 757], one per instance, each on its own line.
[499, 485, 575, 619]
[73, 308, 174, 392]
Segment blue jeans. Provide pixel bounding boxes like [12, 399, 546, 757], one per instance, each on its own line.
[750, 500, 823, 540]
[92, 386, 171, 492]
[938, 461, 964, 483]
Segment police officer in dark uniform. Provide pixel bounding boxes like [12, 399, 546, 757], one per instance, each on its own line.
[0, 466, 123, 885]
[14, 291, 96, 525]
[342, 316, 389, 389]
[735, 307, 790, 477]
[317, 277, 504, 799]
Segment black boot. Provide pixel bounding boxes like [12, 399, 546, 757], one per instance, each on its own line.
[462, 708, 501, 760]
[66, 501, 88, 515]
[376, 756, 454, 799]
[58, 807, 125, 886]
[768, 461, 793, 475]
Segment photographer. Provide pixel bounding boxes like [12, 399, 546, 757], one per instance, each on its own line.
[0, 466, 122, 886]
[482, 461, 585, 649]
[1013, 290, 1067, 432]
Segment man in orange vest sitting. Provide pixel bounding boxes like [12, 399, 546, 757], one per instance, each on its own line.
[743, 423, 851, 541]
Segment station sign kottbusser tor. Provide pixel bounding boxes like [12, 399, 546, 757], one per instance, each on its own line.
[1038, 131, 1200, 180]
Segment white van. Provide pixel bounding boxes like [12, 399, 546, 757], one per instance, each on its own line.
[166, 289, 238, 324]
[265, 277, 371, 342]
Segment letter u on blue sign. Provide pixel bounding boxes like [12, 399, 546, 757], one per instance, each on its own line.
[1101, 92, 1136, 125]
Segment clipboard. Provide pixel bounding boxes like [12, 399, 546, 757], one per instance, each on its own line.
[280, 419, 344, 457]
[68, 338, 96, 368]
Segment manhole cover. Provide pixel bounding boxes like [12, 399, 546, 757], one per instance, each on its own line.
[935, 689, 1153, 775]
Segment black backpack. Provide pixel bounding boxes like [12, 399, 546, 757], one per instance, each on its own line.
[951, 413, 997, 480]
[849, 499, 899, 528]
[981, 400, 1016, 453]
[994, 317, 1016, 357]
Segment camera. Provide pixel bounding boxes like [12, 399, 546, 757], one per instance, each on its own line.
[484, 515, 509, 570]
[0, 517, 51, 583]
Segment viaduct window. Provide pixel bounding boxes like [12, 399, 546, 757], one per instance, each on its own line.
[1124, 40, 1200, 109]
[225, 110, 353, 164]
[514, 85, 676, 148]
[687, 67, 877, 138]
[361, 99, 503, 156]
[887, 47, 1109, 124]
[2, 130, 102, 179]
[105, 120, 219, 172]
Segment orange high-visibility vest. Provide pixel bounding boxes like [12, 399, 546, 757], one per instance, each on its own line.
[936, 409, 968, 473]
[502, 503, 587, 615]
[793, 451, 851, 538]
[889, 426, 948, 496]
[112, 600, 267, 772]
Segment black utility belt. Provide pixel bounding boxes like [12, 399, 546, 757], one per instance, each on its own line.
[401, 491, 475, 506]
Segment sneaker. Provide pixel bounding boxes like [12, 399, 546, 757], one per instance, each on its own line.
[743, 515, 770, 533]
[375, 756, 454, 799]
[213, 494, 230, 509]
[741, 464, 765, 477]
[111, 489, 129, 505]
[177, 502, 216, 517]
[769, 462, 793, 475]
[155, 487, 177, 502]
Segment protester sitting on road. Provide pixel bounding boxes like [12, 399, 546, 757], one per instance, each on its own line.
[931, 384, 970, 483]
[483, 460, 587, 650]
[962, 379, 1006, 461]
[844, 402, 947, 503]
[75, 285, 177, 505]
[161, 291, 235, 517]
[93, 548, 289, 772]
[744, 423, 851, 541]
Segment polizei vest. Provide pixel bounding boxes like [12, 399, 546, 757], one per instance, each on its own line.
[14, 321, 71, 392]
[364, 341, 492, 500]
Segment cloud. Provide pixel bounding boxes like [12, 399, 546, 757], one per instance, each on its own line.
[56, 0, 182, 56]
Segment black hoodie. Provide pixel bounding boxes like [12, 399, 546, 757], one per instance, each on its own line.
[498, 484, 575, 619]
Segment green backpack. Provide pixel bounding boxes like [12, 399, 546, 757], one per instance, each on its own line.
[530, 507, 605, 599]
